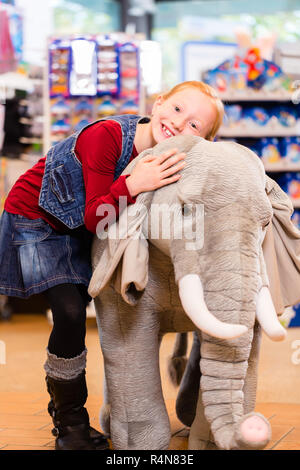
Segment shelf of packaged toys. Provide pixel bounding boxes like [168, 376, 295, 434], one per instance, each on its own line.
[219, 105, 300, 138]
[206, 47, 300, 324]
[207, 51, 300, 215]
[44, 34, 144, 151]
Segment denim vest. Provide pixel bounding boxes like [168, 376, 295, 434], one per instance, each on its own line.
[39, 114, 143, 229]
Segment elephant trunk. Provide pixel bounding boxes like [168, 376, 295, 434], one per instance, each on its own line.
[194, 220, 265, 449]
[200, 332, 253, 450]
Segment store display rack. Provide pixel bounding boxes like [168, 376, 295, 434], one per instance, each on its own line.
[219, 90, 293, 102]
[44, 34, 145, 153]
[218, 121, 300, 138]
[217, 90, 300, 211]
[18, 68, 44, 162]
[216, 84, 300, 326]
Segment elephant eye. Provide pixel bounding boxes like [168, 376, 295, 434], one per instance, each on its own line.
[182, 205, 191, 217]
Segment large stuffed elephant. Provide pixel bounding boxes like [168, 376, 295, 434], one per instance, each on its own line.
[88, 135, 291, 450]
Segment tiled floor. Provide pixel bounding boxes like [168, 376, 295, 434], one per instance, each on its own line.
[0, 313, 300, 450]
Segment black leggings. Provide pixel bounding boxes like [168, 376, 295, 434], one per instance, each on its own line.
[43, 283, 89, 359]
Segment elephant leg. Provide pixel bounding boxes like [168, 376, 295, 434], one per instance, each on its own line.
[168, 332, 188, 386]
[175, 331, 201, 427]
[99, 373, 111, 437]
[173, 331, 216, 450]
[95, 293, 170, 450]
[95, 303, 111, 437]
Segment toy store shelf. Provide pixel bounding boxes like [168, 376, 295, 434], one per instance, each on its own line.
[218, 124, 300, 138]
[219, 91, 293, 102]
[264, 163, 300, 173]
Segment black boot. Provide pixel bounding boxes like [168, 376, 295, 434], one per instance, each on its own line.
[46, 371, 109, 450]
[48, 398, 109, 449]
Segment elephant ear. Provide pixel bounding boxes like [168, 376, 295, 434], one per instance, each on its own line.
[88, 147, 156, 304]
[88, 190, 154, 305]
[88, 136, 197, 304]
[263, 175, 300, 312]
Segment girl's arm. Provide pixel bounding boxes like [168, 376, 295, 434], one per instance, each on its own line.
[76, 121, 137, 234]
[77, 120, 186, 234]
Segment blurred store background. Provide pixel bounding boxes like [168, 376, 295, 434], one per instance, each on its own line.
[0, 0, 300, 327]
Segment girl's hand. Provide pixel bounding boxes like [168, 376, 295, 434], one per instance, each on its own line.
[126, 148, 186, 197]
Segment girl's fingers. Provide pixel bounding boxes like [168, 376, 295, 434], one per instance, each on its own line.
[161, 161, 186, 178]
[158, 173, 182, 188]
[159, 152, 186, 171]
[156, 148, 179, 164]
[141, 153, 156, 162]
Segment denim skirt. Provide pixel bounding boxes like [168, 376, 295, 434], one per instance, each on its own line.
[0, 210, 93, 298]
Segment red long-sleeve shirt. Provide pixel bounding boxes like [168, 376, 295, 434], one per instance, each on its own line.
[4, 120, 138, 233]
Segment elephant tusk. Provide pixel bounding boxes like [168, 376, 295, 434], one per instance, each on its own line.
[178, 274, 248, 340]
[256, 286, 287, 341]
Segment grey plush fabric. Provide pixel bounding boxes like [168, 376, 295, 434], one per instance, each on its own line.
[88, 135, 293, 450]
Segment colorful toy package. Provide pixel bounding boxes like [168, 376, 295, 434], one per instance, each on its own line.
[203, 60, 231, 93]
[118, 42, 139, 101]
[51, 117, 71, 135]
[278, 172, 300, 200]
[229, 59, 248, 91]
[289, 174, 300, 200]
[49, 40, 71, 97]
[243, 48, 283, 90]
[260, 137, 281, 164]
[50, 97, 71, 136]
[272, 105, 298, 128]
[97, 37, 118, 96]
[72, 97, 94, 132]
[282, 137, 300, 164]
[50, 98, 71, 115]
[69, 38, 97, 96]
[47, 34, 141, 145]
[243, 107, 270, 127]
[50, 97, 71, 140]
[204, 46, 285, 93]
[223, 105, 242, 127]
[119, 99, 139, 115]
[96, 95, 117, 118]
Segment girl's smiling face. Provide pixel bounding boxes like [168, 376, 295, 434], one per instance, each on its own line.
[151, 87, 218, 144]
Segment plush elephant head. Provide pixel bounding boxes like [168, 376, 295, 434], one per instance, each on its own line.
[90, 135, 284, 341]
[89, 135, 287, 450]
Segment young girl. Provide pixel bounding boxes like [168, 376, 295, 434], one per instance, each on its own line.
[0, 81, 224, 450]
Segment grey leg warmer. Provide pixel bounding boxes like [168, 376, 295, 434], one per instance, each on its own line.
[44, 348, 87, 381]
